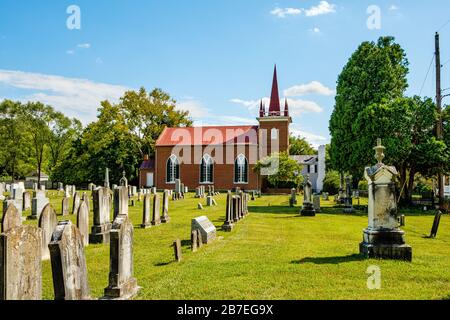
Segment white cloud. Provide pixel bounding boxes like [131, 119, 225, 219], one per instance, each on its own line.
[77, 43, 91, 49]
[304, 1, 336, 17]
[95, 57, 103, 64]
[310, 27, 321, 34]
[66, 50, 75, 55]
[271, 1, 336, 19]
[271, 7, 302, 18]
[290, 128, 328, 148]
[284, 81, 334, 97]
[0, 69, 130, 124]
[288, 98, 323, 115]
[389, 5, 399, 11]
[177, 99, 210, 120]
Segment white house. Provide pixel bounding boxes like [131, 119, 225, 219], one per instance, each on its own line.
[291, 145, 326, 193]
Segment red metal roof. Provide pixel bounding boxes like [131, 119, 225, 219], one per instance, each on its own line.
[156, 125, 259, 147]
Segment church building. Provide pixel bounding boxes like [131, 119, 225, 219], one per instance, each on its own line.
[139, 66, 292, 191]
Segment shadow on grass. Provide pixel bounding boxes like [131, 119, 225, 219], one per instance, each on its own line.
[292, 254, 365, 265]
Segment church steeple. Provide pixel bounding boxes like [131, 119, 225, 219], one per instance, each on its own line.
[268, 65, 281, 116]
[284, 98, 289, 117]
[259, 100, 265, 117]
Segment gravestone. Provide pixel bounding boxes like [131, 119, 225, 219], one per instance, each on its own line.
[206, 196, 214, 207]
[232, 196, 240, 222]
[104, 167, 110, 189]
[343, 176, 354, 213]
[82, 192, 90, 214]
[22, 191, 31, 211]
[65, 185, 71, 198]
[430, 211, 442, 239]
[72, 192, 81, 215]
[1, 203, 22, 233]
[360, 139, 412, 261]
[114, 186, 128, 218]
[175, 179, 182, 194]
[300, 175, 316, 217]
[0, 225, 42, 300]
[191, 216, 216, 244]
[103, 215, 139, 300]
[38, 204, 58, 261]
[174, 239, 182, 262]
[161, 190, 170, 223]
[11, 183, 24, 214]
[49, 221, 90, 300]
[77, 201, 90, 247]
[62, 197, 69, 216]
[141, 194, 151, 229]
[222, 191, 234, 232]
[90, 187, 112, 244]
[289, 188, 297, 207]
[30, 190, 49, 220]
[191, 230, 198, 252]
[399, 215, 406, 227]
[313, 195, 321, 213]
[151, 194, 161, 226]
[196, 229, 203, 248]
[119, 171, 128, 187]
[198, 203, 203, 210]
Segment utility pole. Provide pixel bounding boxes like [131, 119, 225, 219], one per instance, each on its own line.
[435, 32, 445, 209]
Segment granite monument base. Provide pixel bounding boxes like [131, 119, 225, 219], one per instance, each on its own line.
[360, 228, 412, 262]
[300, 203, 316, 217]
[89, 223, 112, 244]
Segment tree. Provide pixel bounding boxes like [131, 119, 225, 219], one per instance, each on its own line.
[289, 135, 316, 155]
[254, 152, 304, 189]
[354, 96, 448, 203]
[22, 102, 54, 185]
[0, 100, 31, 181]
[329, 36, 409, 181]
[53, 87, 192, 185]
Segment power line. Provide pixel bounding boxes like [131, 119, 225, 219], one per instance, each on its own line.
[419, 54, 435, 96]
[437, 19, 450, 32]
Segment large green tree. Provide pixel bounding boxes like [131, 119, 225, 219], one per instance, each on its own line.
[255, 152, 304, 189]
[354, 96, 448, 202]
[289, 135, 316, 155]
[329, 36, 409, 181]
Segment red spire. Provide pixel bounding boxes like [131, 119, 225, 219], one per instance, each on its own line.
[284, 98, 289, 117]
[269, 65, 281, 116]
[259, 100, 265, 117]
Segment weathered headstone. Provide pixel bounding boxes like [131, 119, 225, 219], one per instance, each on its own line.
[103, 215, 139, 300]
[289, 188, 297, 207]
[114, 186, 128, 218]
[62, 197, 69, 216]
[198, 203, 203, 210]
[82, 192, 90, 214]
[191, 216, 216, 244]
[313, 195, 321, 213]
[49, 221, 90, 300]
[1, 203, 22, 233]
[77, 201, 90, 247]
[196, 229, 203, 248]
[300, 175, 316, 217]
[430, 211, 442, 239]
[222, 191, 234, 232]
[104, 168, 110, 188]
[38, 204, 58, 261]
[30, 190, 49, 220]
[0, 225, 42, 300]
[141, 194, 151, 229]
[161, 190, 170, 223]
[206, 196, 214, 207]
[90, 187, 112, 244]
[173, 239, 182, 262]
[72, 192, 81, 215]
[343, 176, 354, 213]
[119, 171, 128, 187]
[151, 194, 161, 226]
[360, 139, 412, 261]
[22, 191, 31, 211]
[191, 230, 198, 252]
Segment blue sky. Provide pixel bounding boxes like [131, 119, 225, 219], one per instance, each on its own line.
[1, 0, 450, 147]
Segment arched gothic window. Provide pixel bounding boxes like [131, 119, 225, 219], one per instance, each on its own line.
[234, 154, 248, 184]
[166, 155, 180, 183]
[200, 154, 214, 183]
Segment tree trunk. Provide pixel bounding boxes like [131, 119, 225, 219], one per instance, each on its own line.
[406, 168, 416, 205]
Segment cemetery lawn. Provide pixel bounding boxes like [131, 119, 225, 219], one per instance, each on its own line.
[18, 192, 450, 300]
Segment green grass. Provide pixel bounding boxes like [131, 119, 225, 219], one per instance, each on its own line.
[10, 191, 450, 300]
